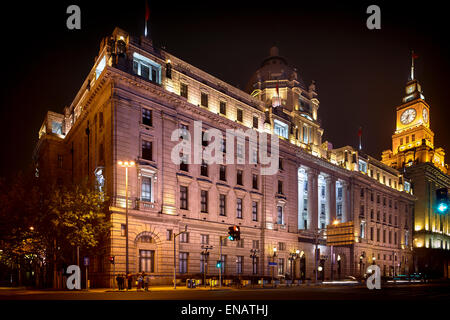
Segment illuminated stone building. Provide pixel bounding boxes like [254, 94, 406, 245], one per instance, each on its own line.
[381, 60, 450, 278]
[33, 28, 414, 287]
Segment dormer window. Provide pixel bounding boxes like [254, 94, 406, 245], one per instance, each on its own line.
[132, 52, 161, 84]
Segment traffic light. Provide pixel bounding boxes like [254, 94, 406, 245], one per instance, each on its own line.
[216, 260, 222, 268]
[436, 188, 449, 214]
[228, 225, 240, 241]
[108, 256, 115, 264]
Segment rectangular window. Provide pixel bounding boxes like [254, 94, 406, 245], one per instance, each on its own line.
[180, 83, 188, 99]
[252, 257, 259, 275]
[142, 140, 153, 161]
[201, 92, 208, 108]
[139, 250, 155, 273]
[201, 234, 209, 245]
[237, 109, 243, 122]
[200, 161, 208, 177]
[278, 242, 286, 251]
[219, 165, 226, 181]
[274, 119, 289, 139]
[252, 201, 258, 221]
[180, 186, 188, 210]
[252, 240, 259, 249]
[278, 258, 285, 276]
[179, 252, 188, 274]
[236, 198, 243, 219]
[394, 232, 397, 245]
[166, 229, 173, 241]
[376, 228, 380, 242]
[412, 134, 415, 141]
[252, 174, 258, 189]
[141, 177, 152, 202]
[370, 227, 374, 241]
[121, 224, 126, 237]
[220, 101, 227, 115]
[237, 170, 243, 186]
[236, 256, 243, 274]
[389, 231, 392, 244]
[200, 190, 208, 213]
[142, 108, 152, 126]
[277, 206, 283, 225]
[279, 158, 284, 170]
[406, 136, 409, 143]
[219, 194, 226, 216]
[253, 116, 258, 129]
[337, 187, 343, 199]
[383, 229, 386, 243]
[400, 138, 403, 145]
[237, 239, 244, 248]
[180, 232, 189, 243]
[220, 255, 226, 274]
[180, 153, 189, 172]
[278, 180, 283, 194]
[360, 221, 366, 238]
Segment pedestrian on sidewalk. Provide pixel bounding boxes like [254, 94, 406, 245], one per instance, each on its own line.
[119, 274, 125, 290]
[116, 274, 121, 291]
[144, 274, 149, 292]
[127, 273, 132, 290]
[137, 273, 143, 290]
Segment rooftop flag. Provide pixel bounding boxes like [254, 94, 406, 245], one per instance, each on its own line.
[145, 1, 150, 37]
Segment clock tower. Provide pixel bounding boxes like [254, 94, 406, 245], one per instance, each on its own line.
[382, 52, 447, 174]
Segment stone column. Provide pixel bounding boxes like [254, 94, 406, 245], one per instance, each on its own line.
[298, 172, 306, 229]
[341, 180, 348, 223]
[307, 168, 319, 230]
[326, 176, 337, 224]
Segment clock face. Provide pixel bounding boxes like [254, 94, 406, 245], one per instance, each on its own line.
[407, 84, 415, 94]
[400, 108, 417, 125]
[422, 108, 429, 123]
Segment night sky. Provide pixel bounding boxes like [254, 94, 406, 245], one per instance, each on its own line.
[1, 1, 449, 178]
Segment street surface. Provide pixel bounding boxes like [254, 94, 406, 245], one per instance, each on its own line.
[0, 282, 448, 300]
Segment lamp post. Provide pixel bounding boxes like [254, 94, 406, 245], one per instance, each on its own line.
[272, 247, 277, 287]
[173, 226, 188, 289]
[201, 245, 213, 287]
[250, 249, 259, 277]
[314, 228, 327, 284]
[288, 250, 300, 285]
[118, 160, 135, 281]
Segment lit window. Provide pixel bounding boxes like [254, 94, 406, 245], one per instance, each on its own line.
[95, 56, 106, 80]
[132, 52, 161, 84]
[274, 119, 289, 139]
[141, 177, 152, 202]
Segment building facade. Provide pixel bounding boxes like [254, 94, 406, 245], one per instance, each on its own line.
[33, 28, 414, 287]
[381, 65, 450, 278]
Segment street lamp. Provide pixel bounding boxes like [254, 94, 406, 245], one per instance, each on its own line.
[372, 256, 376, 265]
[201, 245, 213, 286]
[118, 160, 135, 281]
[250, 249, 259, 276]
[288, 250, 300, 285]
[271, 247, 277, 287]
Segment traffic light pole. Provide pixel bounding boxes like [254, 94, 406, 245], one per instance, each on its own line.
[219, 236, 223, 288]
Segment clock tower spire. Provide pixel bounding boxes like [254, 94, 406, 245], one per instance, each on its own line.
[381, 52, 447, 174]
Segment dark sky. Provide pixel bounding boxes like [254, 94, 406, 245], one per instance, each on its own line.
[1, 1, 449, 178]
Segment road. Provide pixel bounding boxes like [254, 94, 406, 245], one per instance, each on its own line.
[0, 282, 449, 300]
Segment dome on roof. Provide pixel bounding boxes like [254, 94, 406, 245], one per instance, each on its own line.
[245, 47, 306, 94]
